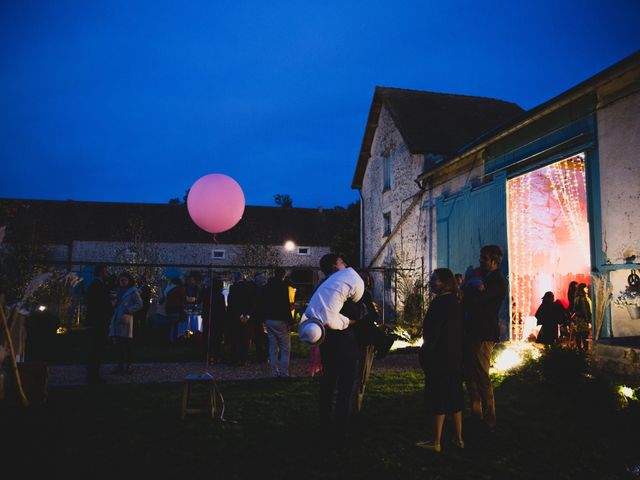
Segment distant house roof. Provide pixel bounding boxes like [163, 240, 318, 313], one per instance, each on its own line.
[352, 87, 523, 188]
[0, 199, 349, 247]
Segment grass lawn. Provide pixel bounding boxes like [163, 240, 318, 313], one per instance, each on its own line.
[2, 349, 639, 479]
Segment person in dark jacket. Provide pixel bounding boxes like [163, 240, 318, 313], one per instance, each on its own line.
[416, 268, 465, 453]
[227, 272, 257, 366]
[573, 283, 592, 351]
[462, 244, 507, 431]
[261, 268, 294, 377]
[200, 277, 227, 363]
[85, 264, 114, 384]
[535, 292, 565, 345]
[134, 275, 151, 340]
[253, 273, 269, 364]
[164, 277, 186, 344]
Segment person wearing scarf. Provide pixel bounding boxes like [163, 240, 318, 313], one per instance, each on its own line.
[108, 272, 143, 374]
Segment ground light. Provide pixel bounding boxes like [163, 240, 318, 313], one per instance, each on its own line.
[491, 342, 542, 374]
[618, 385, 636, 400]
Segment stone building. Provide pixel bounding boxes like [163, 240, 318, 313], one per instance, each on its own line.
[352, 87, 523, 315]
[354, 52, 640, 375]
[0, 199, 353, 304]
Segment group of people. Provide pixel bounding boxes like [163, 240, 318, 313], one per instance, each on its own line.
[535, 281, 592, 350]
[293, 248, 505, 452]
[85, 265, 300, 383]
[145, 269, 300, 373]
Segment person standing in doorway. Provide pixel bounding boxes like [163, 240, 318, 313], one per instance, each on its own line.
[573, 283, 592, 351]
[462, 245, 507, 432]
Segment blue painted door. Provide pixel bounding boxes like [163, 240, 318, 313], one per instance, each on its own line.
[436, 173, 511, 340]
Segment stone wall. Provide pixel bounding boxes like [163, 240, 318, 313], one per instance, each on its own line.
[45, 240, 329, 270]
[597, 89, 640, 265]
[597, 87, 640, 337]
[360, 105, 426, 305]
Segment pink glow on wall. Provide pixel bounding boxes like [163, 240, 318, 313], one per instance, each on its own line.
[507, 154, 591, 341]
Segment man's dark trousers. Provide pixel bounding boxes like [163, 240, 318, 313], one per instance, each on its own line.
[319, 327, 358, 438]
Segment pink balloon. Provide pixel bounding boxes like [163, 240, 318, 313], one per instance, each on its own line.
[187, 174, 245, 234]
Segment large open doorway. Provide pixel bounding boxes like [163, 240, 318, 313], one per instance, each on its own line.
[507, 153, 590, 341]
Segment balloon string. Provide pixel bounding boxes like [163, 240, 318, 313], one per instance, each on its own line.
[212, 233, 218, 244]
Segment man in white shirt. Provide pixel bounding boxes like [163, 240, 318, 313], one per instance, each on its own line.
[301, 260, 364, 332]
[299, 253, 364, 446]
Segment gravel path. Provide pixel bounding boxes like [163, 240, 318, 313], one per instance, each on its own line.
[47, 353, 419, 387]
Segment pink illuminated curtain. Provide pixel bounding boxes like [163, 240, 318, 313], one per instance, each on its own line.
[507, 154, 590, 341]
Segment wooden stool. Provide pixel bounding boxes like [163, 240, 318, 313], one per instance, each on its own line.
[181, 373, 217, 420]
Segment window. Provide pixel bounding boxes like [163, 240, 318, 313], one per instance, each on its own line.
[383, 212, 391, 236]
[383, 157, 391, 191]
[211, 249, 226, 260]
[297, 246, 310, 256]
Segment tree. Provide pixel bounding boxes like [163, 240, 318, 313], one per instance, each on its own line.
[168, 189, 190, 204]
[0, 203, 51, 303]
[234, 219, 281, 278]
[274, 194, 293, 208]
[112, 214, 163, 296]
[331, 201, 360, 269]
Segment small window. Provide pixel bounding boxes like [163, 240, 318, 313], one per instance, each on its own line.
[297, 247, 310, 256]
[212, 249, 226, 260]
[383, 212, 391, 236]
[383, 157, 391, 191]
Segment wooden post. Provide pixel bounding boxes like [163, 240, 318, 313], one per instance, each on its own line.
[0, 305, 29, 407]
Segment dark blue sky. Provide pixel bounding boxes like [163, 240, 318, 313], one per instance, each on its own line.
[1, 1, 638, 208]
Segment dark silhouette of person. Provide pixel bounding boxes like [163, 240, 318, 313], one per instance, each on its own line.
[573, 283, 592, 351]
[227, 272, 257, 366]
[134, 275, 151, 340]
[108, 272, 143, 374]
[261, 268, 294, 377]
[253, 273, 269, 364]
[535, 292, 565, 345]
[462, 244, 506, 431]
[85, 264, 114, 384]
[417, 268, 465, 453]
[200, 278, 226, 363]
[163, 277, 186, 344]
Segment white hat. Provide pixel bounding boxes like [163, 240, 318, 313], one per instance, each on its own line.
[298, 317, 326, 346]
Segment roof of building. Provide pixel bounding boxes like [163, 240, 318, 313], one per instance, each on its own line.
[0, 198, 350, 247]
[352, 87, 524, 188]
[436, 50, 640, 164]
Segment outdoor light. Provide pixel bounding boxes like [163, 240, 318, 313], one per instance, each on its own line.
[491, 343, 541, 374]
[38, 305, 46, 312]
[56, 327, 67, 335]
[284, 240, 295, 251]
[619, 385, 636, 400]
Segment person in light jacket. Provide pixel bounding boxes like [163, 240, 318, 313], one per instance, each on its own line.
[108, 272, 143, 374]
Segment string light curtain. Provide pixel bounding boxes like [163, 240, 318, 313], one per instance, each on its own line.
[507, 154, 590, 341]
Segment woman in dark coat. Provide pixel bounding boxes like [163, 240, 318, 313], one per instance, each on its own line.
[535, 291, 565, 345]
[573, 283, 592, 351]
[416, 268, 465, 453]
